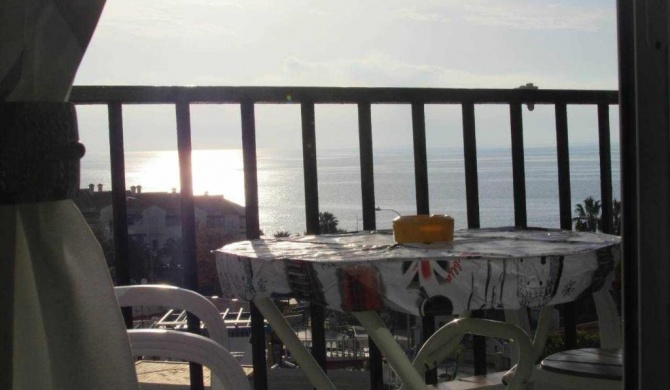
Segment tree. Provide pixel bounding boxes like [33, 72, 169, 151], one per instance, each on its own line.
[319, 211, 339, 233]
[89, 223, 117, 281]
[572, 196, 622, 235]
[318, 211, 347, 234]
[573, 196, 602, 232]
[127, 236, 153, 284]
[157, 237, 183, 285]
[89, 223, 155, 284]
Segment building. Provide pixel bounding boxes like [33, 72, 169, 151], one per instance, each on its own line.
[75, 183, 246, 254]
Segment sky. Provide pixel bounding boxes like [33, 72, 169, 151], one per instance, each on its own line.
[74, 0, 620, 153]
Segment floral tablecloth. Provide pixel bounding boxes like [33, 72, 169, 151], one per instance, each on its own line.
[215, 227, 620, 315]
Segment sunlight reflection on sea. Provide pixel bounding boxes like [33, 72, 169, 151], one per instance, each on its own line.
[81, 146, 620, 237]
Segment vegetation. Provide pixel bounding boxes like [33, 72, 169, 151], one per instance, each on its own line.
[573, 196, 602, 232]
[319, 211, 347, 234]
[92, 221, 242, 296]
[573, 197, 621, 235]
[539, 330, 601, 361]
[90, 224, 159, 284]
[195, 224, 240, 296]
[273, 230, 291, 238]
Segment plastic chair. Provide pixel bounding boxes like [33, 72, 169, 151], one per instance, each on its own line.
[115, 285, 250, 390]
[530, 287, 622, 390]
[399, 318, 536, 390]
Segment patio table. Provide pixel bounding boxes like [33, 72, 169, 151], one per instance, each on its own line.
[216, 227, 620, 390]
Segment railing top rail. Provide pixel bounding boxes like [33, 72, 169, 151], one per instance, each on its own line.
[70, 85, 618, 105]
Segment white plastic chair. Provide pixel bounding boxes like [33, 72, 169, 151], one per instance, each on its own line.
[115, 285, 251, 390]
[530, 288, 622, 390]
[399, 318, 536, 390]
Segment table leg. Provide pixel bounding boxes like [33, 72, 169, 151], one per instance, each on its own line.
[499, 306, 554, 387]
[505, 306, 554, 362]
[253, 298, 337, 390]
[531, 306, 554, 361]
[353, 311, 429, 390]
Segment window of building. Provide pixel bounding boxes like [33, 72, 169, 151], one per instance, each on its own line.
[127, 214, 142, 225]
[166, 215, 180, 226]
[226, 216, 236, 230]
[207, 215, 225, 228]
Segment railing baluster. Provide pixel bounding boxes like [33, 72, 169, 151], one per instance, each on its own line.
[555, 103, 572, 230]
[510, 103, 527, 228]
[358, 102, 376, 231]
[241, 101, 267, 390]
[358, 102, 383, 390]
[302, 102, 320, 234]
[462, 101, 487, 375]
[242, 102, 261, 240]
[555, 103, 577, 350]
[598, 104, 614, 234]
[411, 102, 438, 384]
[300, 102, 327, 372]
[412, 103, 430, 215]
[462, 102, 481, 228]
[107, 102, 133, 328]
[175, 101, 204, 390]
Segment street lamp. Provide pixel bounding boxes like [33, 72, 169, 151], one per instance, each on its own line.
[374, 207, 402, 217]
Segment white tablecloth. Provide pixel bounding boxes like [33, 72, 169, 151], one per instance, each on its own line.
[216, 228, 620, 315]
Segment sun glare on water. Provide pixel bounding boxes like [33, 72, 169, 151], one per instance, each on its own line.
[124, 149, 245, 205]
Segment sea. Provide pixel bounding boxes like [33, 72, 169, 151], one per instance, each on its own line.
[80, 145, 620, 236]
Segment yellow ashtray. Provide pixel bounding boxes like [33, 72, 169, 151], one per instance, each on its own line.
[393, 215, 455, 244]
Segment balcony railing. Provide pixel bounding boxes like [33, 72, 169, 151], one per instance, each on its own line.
[70, 85, 619, 390]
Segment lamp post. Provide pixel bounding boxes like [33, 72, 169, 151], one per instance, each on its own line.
[374, 207, 402, 217]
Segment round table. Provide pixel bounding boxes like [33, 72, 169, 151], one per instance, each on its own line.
[216, 227, 620, 316]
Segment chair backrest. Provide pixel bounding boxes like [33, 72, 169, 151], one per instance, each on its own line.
[405, 318, 535, 390]
[115, 284, 229, 348]
[115, 285, 251, 390]
[127, 329, 251, 390]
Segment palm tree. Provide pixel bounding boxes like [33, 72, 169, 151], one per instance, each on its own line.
[573, 196, 602, 232]
[319, 211, 340, 233]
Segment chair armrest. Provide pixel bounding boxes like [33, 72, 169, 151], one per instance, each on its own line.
[115, 285, 228, 348]
[128, 329, 250, 390]
[403, 318, 534, 390]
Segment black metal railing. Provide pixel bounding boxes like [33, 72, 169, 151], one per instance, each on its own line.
[70, 85, 618, 389]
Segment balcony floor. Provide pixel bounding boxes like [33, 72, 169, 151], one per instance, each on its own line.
[136, 360, 370, 390]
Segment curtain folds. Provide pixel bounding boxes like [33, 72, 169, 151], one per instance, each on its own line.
[3, 201, 138, 389]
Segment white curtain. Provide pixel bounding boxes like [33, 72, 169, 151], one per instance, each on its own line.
[3, 202, 138, 389]
[1, 1, 139, 388]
